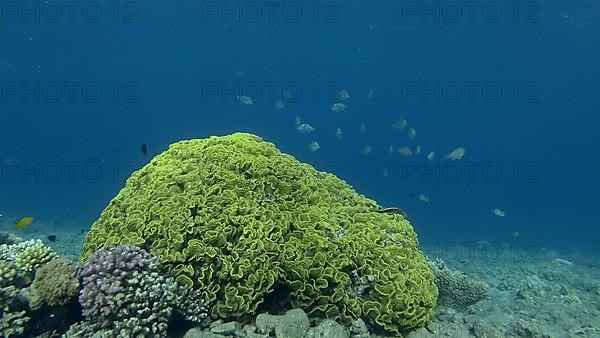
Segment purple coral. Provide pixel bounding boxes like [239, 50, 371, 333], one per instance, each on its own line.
[78, 245, 175, 336]
[75, 245, 210, 337]
[79, 245, 157, 318]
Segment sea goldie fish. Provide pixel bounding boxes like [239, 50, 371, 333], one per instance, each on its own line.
[15, 217, 34, 229]
[491, 208, 506, 217]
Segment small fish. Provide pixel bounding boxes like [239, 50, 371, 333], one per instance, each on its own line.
[274, 100, 285, 110]
[416, 145, 422, 154]
[417, 194, 430, 202]
[375, 207, 408, 218]
[397, 146, 412, 156]
[308, 141, 320, 152]
[294, 116, 302, 125]
[392, 119, 407, 130]
[491, 208, 506, 217]
[427, 151, 435, 160]
[47, 235, 57, 242]
[296, 123, 316, 133]
[237, 95, 254, 105]
[360, 146, 372, 155]
[140, 143, 148, 155]
[335, 128, 343, 139]
[15, 217, 33, 229]
[367, 88, 375, 99]
[336, 89, 350, 101]
[407, 127, 417, 140]
[381, 168, 389, 177]
[388, 145, 394, 154]
[359, 124, 366, 133]
[512, 231, 520, 239]
[445, 147, 466, 160]
[283, 88, 296, 101]
[331, 103, 347, 112]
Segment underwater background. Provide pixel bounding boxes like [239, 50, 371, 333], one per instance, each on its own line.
[2, 1, 600, 338]
[1, 0, 599, 254]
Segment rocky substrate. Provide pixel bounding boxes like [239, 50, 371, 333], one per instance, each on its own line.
[180, 243, 600, 338]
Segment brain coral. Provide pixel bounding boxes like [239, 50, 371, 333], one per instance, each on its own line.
[82, 133, 438, 333]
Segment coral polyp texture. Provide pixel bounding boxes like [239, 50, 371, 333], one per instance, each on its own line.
[75, 245, 208, 337]
[428, 258, 489, 310]
[82, 132, 438, 333]
[0, 239, 57, 273]
[26, 259, 80, 310]
[1, 239, 59, 337]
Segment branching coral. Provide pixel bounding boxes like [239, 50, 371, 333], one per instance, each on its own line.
[76, 245, 208, 337]
[0, 240, 59, 336]
[0, 239, 57, 274]
[0, 266, 29, 337]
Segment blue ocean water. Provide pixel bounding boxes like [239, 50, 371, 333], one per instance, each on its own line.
[1, 0, 599, 254]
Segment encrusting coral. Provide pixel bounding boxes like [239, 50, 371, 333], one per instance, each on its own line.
[82, 133, 438, 334]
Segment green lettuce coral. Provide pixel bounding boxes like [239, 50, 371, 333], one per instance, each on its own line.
[82, 133, 438, 333]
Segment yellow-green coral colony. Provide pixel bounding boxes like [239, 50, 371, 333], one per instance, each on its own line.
[82, 132, 438, 333]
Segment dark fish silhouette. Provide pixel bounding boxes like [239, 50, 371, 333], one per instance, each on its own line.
[47, 235, 56, 242]
[375, 207, 408, 218]
[140, 144, 148, 155]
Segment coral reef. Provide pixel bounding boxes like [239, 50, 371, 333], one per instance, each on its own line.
[25, 259, 80, 310]
[0, 259, 19, 288]
[74, 245, 209, 337]
[428, 258, 489, 310]
[0, 309, 28, 338]
[0, 261, 29, 338]
[0, 239, 61, 337]
[0, 239, 58, 274]
[82, 133, 438, 333]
